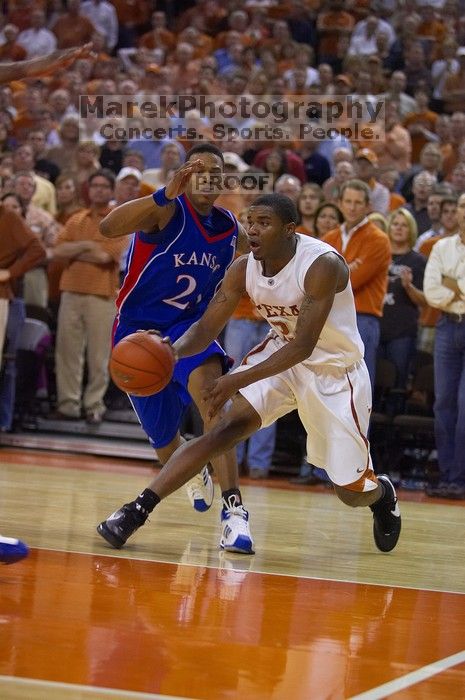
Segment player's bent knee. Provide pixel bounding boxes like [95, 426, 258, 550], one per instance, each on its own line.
[333, 483, 382, 507]
[207, 400, 262, 452]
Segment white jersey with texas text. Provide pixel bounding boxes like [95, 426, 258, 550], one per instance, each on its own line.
[245, 233, 364, 368]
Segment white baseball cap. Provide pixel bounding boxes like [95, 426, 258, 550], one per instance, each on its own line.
[116, 167, 142, 182]
[223, 152, 248, 172]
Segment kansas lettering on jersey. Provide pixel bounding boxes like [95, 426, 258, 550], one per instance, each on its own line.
[116, 194, 237, 330]
[246, 233, 364, 368]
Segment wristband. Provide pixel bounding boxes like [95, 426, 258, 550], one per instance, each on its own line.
[152, 187, 174, 207]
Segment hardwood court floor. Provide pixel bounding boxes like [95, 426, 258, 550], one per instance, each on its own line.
[1, 448, 465, 699]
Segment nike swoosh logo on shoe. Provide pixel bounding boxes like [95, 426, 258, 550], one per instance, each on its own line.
[391, 502, 400, 517]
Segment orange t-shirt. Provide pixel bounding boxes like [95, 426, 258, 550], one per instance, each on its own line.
[323, 221, 391, 317]
[317, 10, 355, 56]
[403, 111, 438, 164]
[389, 193, 407, 211]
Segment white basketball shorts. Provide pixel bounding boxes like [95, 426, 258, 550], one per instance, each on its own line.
[233, 335, 377, 492]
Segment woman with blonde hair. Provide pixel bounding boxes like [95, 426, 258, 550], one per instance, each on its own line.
[379, 207, 426, 410]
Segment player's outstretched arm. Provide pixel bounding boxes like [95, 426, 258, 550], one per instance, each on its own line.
[100, 159, 205, 238]
[0, 44, 93, 83]
[206, 252, 348, 417]
[174, 256, 247, 359]
[100, 195, 168, 238]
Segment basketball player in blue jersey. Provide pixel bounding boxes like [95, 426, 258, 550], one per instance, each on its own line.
[97, 143, 254, 554]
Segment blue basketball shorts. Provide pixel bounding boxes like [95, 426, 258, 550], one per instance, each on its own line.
[113, 318, 230, 448]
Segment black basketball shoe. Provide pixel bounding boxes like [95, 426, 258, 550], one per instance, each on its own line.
[370, 475, 401, 552]
[97, 502, 148, 548]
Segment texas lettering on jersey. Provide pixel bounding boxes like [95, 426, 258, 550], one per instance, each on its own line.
[255, 303, 300, 318]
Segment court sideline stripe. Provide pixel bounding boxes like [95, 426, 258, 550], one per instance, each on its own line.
[0, 675, 194, 699]
[348, 649, 465, 699]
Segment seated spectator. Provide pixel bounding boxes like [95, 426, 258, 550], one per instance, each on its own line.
[450, 162, 465, 195]
[385, 15, 421, 73]
[17, 8, 57, 59]
[46, 115, 81, 172]
[74, 141, 102, 204]
[26, 129, 60, 183]
[399, 143, 444, 202]
[378, 169, 406, 212]
[296, 183, 324, 236]
[374, 101, 412, 175]
[379, 207, 426, 413]
[283, 45, 319, 88]
[142, 143, 183, 190]
[298, 141, 331, 187]
[442, 47, 465, 113]
[13, 170, 60, 308]
[54, 174, 83, 225]
[381, 71, 417, 119]
[403, 88, 439, 164]
[441, 111, 465, 179]
[414, 185, 454, 251]
[36, 108, 61, 149]
[348, 14, 394, 57]
[405, 171, 437, 234]
[13, 144, 56, 215]
[274, 174, 302, 202]
[112, 0, 151, 49]
[48, 89, 77, 122]
[0, 24, 27, 62]
[214, 152, 249, 215]
[316, 0, 355, 69]
[253, 147, 306, 184]
[403, 42, 433, 96]
[313, 201, 344, 239]
[419, 195, 459, 258]
[178, 26, 214, 61]
[259, 19, 293, 61]
[368, 212, 388, 232]
[112, 167, 142, 206]
[80, 0, 118, 53]
[354, 148, 390, 215]
[139, 11, 176, 53]
[431, 38, 459, 112]
[99, 132, 125, 177]
[51, 0, 95, 49]
[322, 160, 355, 203]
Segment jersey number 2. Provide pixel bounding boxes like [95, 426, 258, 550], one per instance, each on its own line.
[163, 274, 197, 309]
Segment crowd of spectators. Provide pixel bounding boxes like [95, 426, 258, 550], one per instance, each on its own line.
[0, 0, 464, 497]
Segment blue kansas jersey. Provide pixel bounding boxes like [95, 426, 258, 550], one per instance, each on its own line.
[115, 194, 238, 332]
[112, 194, 238, 449]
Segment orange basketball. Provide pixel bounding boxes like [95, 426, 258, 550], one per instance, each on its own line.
[110, 331, 175, 396]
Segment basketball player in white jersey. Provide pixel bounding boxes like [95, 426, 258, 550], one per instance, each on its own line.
[98, 193, 401, 553]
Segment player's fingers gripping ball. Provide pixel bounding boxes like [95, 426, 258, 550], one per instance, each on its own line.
[110, 331, 175, 396]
